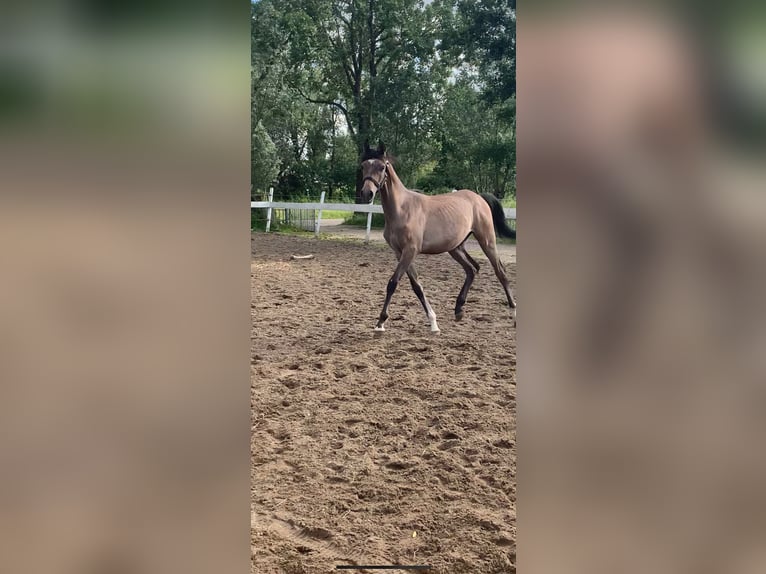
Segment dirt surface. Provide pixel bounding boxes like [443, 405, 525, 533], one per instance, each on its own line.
[251, 232, 516, 573]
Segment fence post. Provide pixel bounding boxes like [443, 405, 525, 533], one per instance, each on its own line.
[265, 187, 274, 232]
[315, 191, 326, 237]
[365, 210, 373, 244]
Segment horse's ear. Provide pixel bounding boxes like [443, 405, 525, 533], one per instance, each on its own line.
[377, 140, 386, 155]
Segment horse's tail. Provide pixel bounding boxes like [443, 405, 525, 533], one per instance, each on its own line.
[481, 193, 516, 239]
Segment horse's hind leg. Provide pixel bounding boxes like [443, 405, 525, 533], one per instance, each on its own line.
[477, 235, 516, 324]
[449, 246, 478, 321]
[464, 250, 481, 272]
[407, 264, 440, 333]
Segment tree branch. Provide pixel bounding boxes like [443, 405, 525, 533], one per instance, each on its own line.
[310, 9, 355, 92]
[295, 86, 356, 137]
[326, 26, 356, 92]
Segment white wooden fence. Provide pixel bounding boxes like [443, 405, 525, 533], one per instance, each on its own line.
[251, 188, 516, 243]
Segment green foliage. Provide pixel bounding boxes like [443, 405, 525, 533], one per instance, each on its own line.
[430, 78, 515, 198]
[327, 134, 358, 199]
[252, 0, 515, 202]
[251, 120, 279, 197]
[444, 0, 516, 104]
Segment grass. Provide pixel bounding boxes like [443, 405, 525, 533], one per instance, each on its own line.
[251, 210, 311, 234]
[319, 209, 348, 219]
[343, 212, 386, 228]
[251, 207, 362, 231]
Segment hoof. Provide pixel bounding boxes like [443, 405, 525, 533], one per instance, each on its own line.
[455, 310, 464, 322]
[374, 325, 385, 332]
[430, 325, 441, 334]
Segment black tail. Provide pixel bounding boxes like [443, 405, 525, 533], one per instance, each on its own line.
[481, 193, 516, 239]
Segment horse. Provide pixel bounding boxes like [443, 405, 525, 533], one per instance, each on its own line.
[359, 140, 516, 333]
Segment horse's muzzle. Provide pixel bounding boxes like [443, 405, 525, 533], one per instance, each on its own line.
[359, 187, 375, 204]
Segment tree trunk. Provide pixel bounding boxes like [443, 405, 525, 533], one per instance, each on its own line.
[368, 0, 377, 137]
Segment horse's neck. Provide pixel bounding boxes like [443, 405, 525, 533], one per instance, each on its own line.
[381, 167, 407, 215]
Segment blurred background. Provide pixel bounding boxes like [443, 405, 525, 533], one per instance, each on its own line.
[519, 2, 766, 574]
[0, 1, 250, 573]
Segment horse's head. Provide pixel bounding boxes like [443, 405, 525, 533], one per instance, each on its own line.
[359, 140, 389, 204]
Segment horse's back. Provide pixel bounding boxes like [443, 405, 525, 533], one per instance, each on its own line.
[423, 189, 482, 207]
[451, 189, 479, 200]
[417, 189, 492, 223]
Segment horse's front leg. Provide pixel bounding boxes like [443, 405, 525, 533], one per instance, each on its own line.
[407, 264, 439, 333]
[374, 249, 415, 332]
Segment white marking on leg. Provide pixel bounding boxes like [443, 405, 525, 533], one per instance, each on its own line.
[374, 325, 385, 332]
[428, 309, 440, 333]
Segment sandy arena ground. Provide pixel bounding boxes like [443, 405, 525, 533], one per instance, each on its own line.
[251, 232, 516, 573]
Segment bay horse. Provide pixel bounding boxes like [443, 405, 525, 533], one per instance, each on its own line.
[359, 141, 516, 333]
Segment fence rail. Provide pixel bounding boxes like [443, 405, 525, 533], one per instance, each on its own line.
[251, 188, 516, 243]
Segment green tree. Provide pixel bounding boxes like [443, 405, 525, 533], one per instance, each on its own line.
[252, 0, 331, 198]
[251, 0, 516, 202]
[257, 0, 451, 194]
[436, 0, 516, 198]
[431, 77, 515, 198]
[251, 120, 279, 197]
[445, 0, 515, 104]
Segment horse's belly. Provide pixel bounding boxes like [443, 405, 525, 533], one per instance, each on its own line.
[419, 221, 470, 254]
[420, 236, 464, 254]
